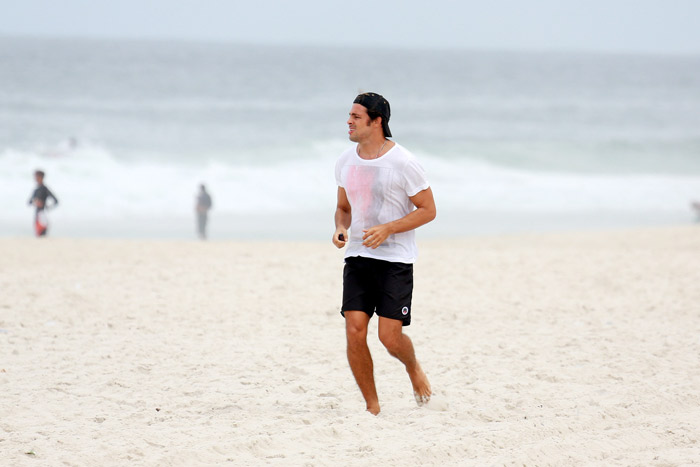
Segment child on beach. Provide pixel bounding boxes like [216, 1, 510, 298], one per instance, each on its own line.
[28, 169, 59, 237]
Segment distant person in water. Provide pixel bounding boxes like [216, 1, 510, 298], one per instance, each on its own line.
[196, 184, 213, 239]
[28, 170, 58, 237]
[692, 201, 700, 221]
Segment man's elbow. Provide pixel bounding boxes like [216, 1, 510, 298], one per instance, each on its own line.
[424, 205, 437, 223]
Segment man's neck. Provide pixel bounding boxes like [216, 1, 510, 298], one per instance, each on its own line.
[357, 137, 393, 160]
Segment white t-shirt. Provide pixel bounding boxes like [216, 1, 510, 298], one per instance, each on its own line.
[335, 143, 430, 264]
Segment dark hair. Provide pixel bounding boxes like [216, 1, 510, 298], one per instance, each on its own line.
[368, 111, 390, 138]
[35, 170, 45, 177]
[366, 110, 383, 124]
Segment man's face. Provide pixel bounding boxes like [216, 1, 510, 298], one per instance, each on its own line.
[347, 103, 373, 142]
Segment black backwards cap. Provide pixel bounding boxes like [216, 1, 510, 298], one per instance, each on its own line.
[353, 92, 392, 138]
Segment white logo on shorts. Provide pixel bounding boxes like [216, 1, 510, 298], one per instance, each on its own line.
[401, 306, 409, 316]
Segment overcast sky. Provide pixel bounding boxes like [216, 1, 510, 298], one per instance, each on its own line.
[3, 0, 699, 54]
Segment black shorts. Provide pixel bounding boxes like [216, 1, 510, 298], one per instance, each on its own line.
[341, 256, 413, 326]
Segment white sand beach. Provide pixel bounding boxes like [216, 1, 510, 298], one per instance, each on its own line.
[1, 226, 699, 466]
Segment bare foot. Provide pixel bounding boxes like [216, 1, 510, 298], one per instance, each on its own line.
[409, 363, 432, 406]
[366, 402, 380, 415]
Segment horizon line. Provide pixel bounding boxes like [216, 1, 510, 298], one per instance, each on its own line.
[1, 32, 699, 58]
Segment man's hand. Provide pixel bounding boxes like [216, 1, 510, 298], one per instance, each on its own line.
[362, 224, 394, 249]
[361, 188, 436, 249]
[332, 229, 348, 249]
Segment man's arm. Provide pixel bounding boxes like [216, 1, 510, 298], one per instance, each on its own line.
[362, 187, 436, 249]
[28, 187, 38, 205]
[333, 187, 352, 248]
[47, 188, 58, 207]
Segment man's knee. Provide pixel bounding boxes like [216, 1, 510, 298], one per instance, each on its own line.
[378, 327, 402, 354]
[345, 312, 369, 343]
[347, 327, 367, 345]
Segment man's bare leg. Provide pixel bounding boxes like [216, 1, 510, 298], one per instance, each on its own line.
[345, 311, 381, 415]
[378, 317, 432, 405]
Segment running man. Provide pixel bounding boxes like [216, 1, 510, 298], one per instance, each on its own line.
[28, 169, 58, 237]
[332, 92, 437, 415]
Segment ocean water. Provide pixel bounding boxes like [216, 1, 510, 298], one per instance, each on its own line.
[2, 36, 699, 239]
